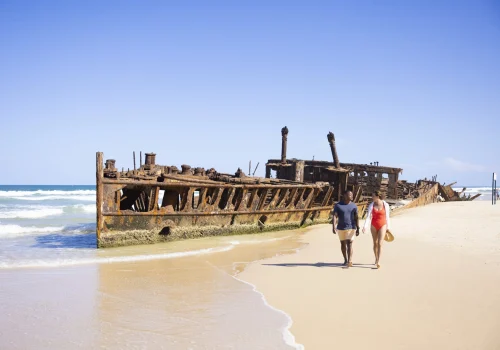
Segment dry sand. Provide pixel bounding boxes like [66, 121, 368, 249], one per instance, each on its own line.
[239, 201, 500, 350]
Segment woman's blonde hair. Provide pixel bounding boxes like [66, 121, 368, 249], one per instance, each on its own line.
[372, 191, 385, 199]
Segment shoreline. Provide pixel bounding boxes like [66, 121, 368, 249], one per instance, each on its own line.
[233, 274, 304, 350]
[238, 202, 500, 349]
[0, 229, 308, 349]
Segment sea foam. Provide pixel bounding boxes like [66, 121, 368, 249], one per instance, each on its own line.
[64, 204, 96, 214]
[0, 207, 64, 219]
[0, 189, 96, 202]
[0, 244, 235, 269]
[11, 195, 96, 201]
[0, 190, 95, 197]
[0, 204, 95, 219]
[451, 187, 491, 193]
[0, 224, 64, 236]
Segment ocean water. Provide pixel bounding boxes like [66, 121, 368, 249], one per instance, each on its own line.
[0, 185, 98, 268]
[0, 185, 304, 349]
[451, 186, 496, 201]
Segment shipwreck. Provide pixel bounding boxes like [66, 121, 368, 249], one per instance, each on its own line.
[96, 127, 477, 248]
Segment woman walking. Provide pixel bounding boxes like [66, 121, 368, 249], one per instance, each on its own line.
[363, 191, 391, 269]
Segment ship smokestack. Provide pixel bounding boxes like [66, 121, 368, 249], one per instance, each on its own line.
[145, 153, 156, 166]
[281, 126, 288, 164]
[105, 159, 116, 171]
[327, 132, 340, 168]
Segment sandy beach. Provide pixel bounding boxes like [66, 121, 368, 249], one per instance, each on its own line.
[0, 231, 304, 349]
[239, 201, 500, 350]
[1, 201, 500, 349]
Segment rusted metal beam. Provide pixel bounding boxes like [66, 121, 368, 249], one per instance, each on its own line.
[197, 188, 207, 210]
[293, 188, 306, 207]
[276, 188, 290, 209]
[211, 188, 223, 211]
[246, 188, 258, 210]
[253, 162, 260, 176]
[181, 188, 195, 211]
[321, 187, 334, 207]
[103, 206, 334, 216]
[470, 193, 481, 201]
[286, 188, 299, 209]
[340, 163, 402, 174]
[353, 185, 363, 203]
[267, 188, 282, 209]
[162, 174, 304, 186]
[236, 189, 248, 211]
[226, 188, 236, 210]
[96, 152, 104, 242]
[102, 179, 320, 189]
[115, 189, 121, 212]
[256, 189, 268, 210]
[305, 188, 319, 209]
[153, 186, 159, 211]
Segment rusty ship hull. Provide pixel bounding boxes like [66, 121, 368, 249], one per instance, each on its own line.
[95, 127, 476, 248]
[96, 152, 366, 248]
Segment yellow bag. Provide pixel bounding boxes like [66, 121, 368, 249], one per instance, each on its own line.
[384, 229, 394, 242]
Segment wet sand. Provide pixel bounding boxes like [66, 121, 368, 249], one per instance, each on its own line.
[0, 232, 305, 349]
[239, 202, 500, 349]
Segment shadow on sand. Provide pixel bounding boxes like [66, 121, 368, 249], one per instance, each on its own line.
[262, 262, 373, 269]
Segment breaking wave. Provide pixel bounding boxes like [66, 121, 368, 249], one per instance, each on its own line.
[0, 222, 95, 237]
[0, 190, 95, 197]
[63, 204, 96, 214]
[11, 195, 96, 201]
[62, 223, 96, 234]
[451, 187, 492, 193]
[0, 204, 95, 220]
[0, 224, 64, 236]
[0, 207, 64, 219]
[0, 190, 95, 202]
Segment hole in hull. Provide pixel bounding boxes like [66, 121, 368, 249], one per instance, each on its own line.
[258, 215, 268, 230]
[159, 227, 171, 236]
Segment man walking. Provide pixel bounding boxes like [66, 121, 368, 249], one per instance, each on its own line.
[332, 190, 360, 267]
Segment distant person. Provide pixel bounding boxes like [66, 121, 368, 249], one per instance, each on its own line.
[496, 189, 499, 200]
[332, 191, 360, 268]
[363, 191, 391, 269]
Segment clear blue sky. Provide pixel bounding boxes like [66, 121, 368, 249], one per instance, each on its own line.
[1, 0, 499, 185]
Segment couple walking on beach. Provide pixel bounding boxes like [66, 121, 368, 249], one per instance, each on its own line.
[332, 190, 391, 269]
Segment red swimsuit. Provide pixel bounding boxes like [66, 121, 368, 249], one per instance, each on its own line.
[371, 204, 387, 231]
